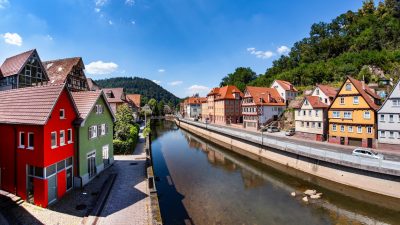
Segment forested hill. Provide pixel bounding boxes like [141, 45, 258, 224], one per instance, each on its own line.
[247, 0, 400, 88]
[95, 77, 181, 106]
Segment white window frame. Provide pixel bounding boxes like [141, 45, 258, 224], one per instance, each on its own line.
[353, 96, 359, 105]
[67, 129, 73, 143]
[27, 132, 34, 150]
[340, 97, 345, 105]
[380, 114, 385, 122]
[333, 111, 340, 118]
[389, 131, 394, 138]
[389, 114, 394, 123]
[367, 126, 372, 134]
[357, 126, 362, 134]
[19, 132, 25, 148]
[340, 125, 345, 132]
[380, 130, 385, 138]
[348, 126, 353, 133]
[51, 132, 57, 149]
[343, 111, 352, 119]
[60, 130, 65, 146]
[60, 109, 65, 119]
[101, 124, 106, 136]
[364, 111, 371, 119]
[345, 83, 351, 91]
[332, 124, 337, 131]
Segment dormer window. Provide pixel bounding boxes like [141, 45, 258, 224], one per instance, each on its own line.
[60, 109, 65, 119]
[316, 89, 319, 95]
[345, 83, 352, 91]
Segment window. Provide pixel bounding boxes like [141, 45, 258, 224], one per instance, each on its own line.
[96, 105, 104, 114]
[364, 111, 371, 119]
[344, 111, 352, 119]
[317, 122, 321, 128]
[340, 125, 344, 132]
[333, 111, 340, 118]
[353, 96, 359, 105]
[304, 100, 309, 105]
[306, 122, 310, 127]
[332, 124, 337, 131]
[89, 126, 97, 139]
[389, 114, 394, 123]
[101, 124, 106, 136]
[380, 130, 385, 138]
[389, 131, 394, 138]
[393, 99, 399, 107]
[60, 109, 65, 119]
[340, 97, 345, 105]
[380, 114, 385, 122]
[301, 122, 304, 127]
[316, 89, 319, 95]
[308, 110, 311, 116]
[57, 161, 65, 172]
[303, 110, 306, 116]
[67, 129, 73, 143]
[46, 164, 56, 178]
[367, 126, 372, 134]
[51, 132, 57, 148]
[297, 110, 301, 116]
[28, 133, 34, 149]
[60, 130, 65, 146]
[348, 126, 353, 132]
[311, 122, 315, 128]
[19, 132, 25, 148]
[345, 83, 351, 91]
[315, 110, 319, 117]
[357, 126, 362, 133]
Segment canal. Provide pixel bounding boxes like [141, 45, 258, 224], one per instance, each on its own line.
[151, 120, 400, 225]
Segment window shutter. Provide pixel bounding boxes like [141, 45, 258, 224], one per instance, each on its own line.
[88, 127, 91, 139]
[105, 124, 108, 134]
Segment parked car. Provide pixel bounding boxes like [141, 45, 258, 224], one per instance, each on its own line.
[267, 126, 280, 133]
[285, 128, 295, 136]
[352, 148, 384, 160]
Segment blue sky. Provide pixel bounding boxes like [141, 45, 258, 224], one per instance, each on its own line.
[0, 0, 363, 98]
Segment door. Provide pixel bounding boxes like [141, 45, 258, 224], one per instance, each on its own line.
[27, 176, 34, 204]
[102, 145, 110, 166]
[367, 138, 373, 148]
[87, 152, 96, 178]
[340, 137, 345, 145]
[47, 175, 57, 204]
[66, 167, 73, 191]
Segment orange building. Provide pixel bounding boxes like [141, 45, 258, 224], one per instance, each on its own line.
[203, 85, 243, 124]
[328, 76, 381, 148]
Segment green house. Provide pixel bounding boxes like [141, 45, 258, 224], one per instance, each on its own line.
[72, 90, 115, 187]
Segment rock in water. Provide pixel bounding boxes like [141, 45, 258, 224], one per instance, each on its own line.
[291, 192, 296, 197]
[302, 196, 308, 202]
[304, 189, 316, 196]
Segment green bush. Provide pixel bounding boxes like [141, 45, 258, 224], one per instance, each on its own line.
[113, 139, 133, 155]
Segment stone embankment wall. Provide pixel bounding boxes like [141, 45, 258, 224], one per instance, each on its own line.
[177, 120, 400, 199]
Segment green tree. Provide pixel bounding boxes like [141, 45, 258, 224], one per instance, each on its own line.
[157, 100, 165, 116]
[220, 67, 257, 92]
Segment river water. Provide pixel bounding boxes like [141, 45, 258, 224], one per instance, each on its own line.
[151, 120, 400, 225]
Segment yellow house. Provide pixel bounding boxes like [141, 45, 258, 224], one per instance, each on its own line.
[328, 76, 381, 148]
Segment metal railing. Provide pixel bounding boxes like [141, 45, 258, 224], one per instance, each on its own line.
[178, 118, 400, 176]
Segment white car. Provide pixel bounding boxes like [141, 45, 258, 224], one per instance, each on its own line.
[352, 148, 384, 160]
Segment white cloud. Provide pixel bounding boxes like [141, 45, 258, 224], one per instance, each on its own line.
[0, 0, 9, 9]
[85, 61, 118, 75]
[158, 69, 165, 73]
[125, 0, 135, 6]
[277, 45, 290, 55]
[168, 81, 183, 86]
[108, 20, 113, 25]
[187, 85, 210, 96]
[247, 47, 274, 59]
[131, 20, 136, 25]
[152, 80, 161, 84]
[95, 0, 107, 7]
[2, 33, 23, 46]
[94, 8, 101, 13]
[46, 35, 53, 41]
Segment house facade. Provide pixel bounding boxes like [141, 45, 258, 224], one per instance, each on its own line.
[72, 91, 115, 187]
[271, 80, 298, 103]
[0, 49, 49, 91]
[43, 57, 89, 92]
[294, 85, 337, 141]
[328, 77, 381, 148]
[205, 86, 243, 125]
[242, 86, 285, 130]
[126, 94, 141, 121]
[184, 96, 207, 119]
[0, 84, 78, 208]
[377, 80, 400, 147]
[103, 88, 127, 114]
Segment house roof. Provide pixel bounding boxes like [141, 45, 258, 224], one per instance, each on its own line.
[185, 96, 207, 105]
[103, 88, 125, 103]
[71, 90, 115, 122]
[0, 84, 68, 125]
[346, 76, 381, 110]
[316, 84, 337, 98]
[378, 79, 400, 112]
[87, 78, 100, 91]
[43, 57, 83, 85]
[126, 94, 141, 108]
[275, 80, 298, 92]
[302, 96, 329, 109]
[245, 86, 285, 106]
[0, 49, 36, 77]
[208, 85, 244, 100]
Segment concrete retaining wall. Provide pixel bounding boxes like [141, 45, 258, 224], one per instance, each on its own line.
[177, 120, 400, 199]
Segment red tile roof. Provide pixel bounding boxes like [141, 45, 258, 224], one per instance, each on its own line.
[275, 80, 298, 92]
[71, 90, 115, 121]
[347, 76, 381, 110]
[302, 96, 329, 108]
[0, 84, 67, 125]
[208, 85, 244, 100]
[43, 57, 83, 85]
[0, 49, 35, 77]
[126, 94, 141, 108]
[316, 84, 337, 98]
[103, 88, 125, 103]
[245, 86, 285, 106]
[87, 78, 100, 91]
[185, 96, 207, 105]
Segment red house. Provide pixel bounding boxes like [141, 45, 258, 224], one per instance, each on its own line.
[0, 84, 78, 207]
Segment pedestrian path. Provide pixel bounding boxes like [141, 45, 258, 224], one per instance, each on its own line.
[97, 125, 151, 225]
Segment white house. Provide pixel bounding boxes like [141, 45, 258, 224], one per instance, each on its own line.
[271, 80, 299, 103]
[184, 96, 207, 119]
[377, 80, 400, 147]
[242, 86, 286, 130]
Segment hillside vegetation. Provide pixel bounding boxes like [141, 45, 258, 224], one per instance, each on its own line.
[223, 0, 400, 88]
[95, 77, 181, 106]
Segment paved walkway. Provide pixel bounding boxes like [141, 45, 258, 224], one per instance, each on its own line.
[97, 126, 152, 225]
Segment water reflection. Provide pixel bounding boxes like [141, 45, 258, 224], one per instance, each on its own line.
[152, 120, 400, 225]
